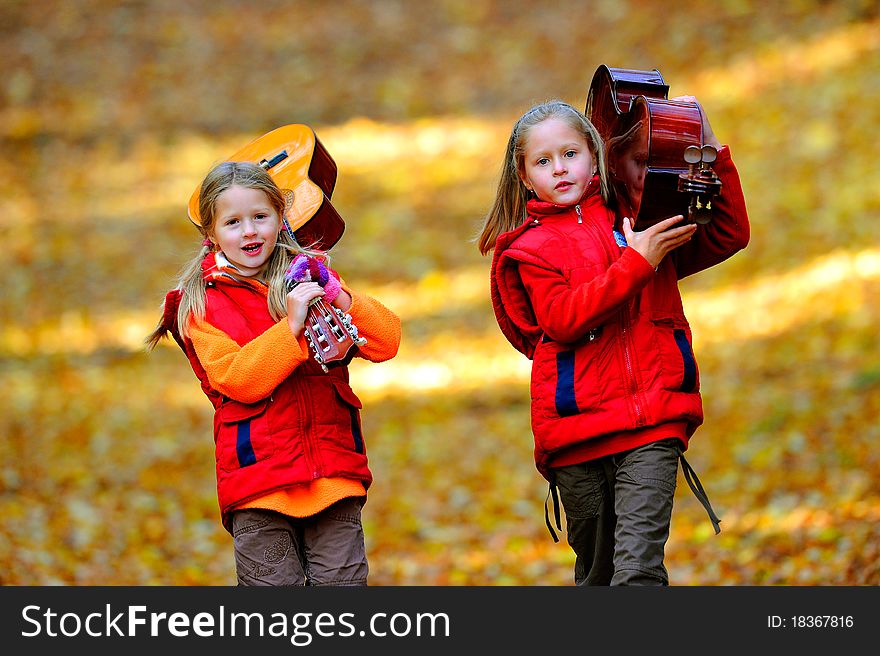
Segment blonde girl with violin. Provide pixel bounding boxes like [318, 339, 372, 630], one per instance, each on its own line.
[478, 99, 749, 585]
[147, 161, 400, 586]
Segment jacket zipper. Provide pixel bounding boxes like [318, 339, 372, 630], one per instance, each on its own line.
[210, 267, 327, 478]
[221, 273, 322, 476]
[619, 305, 646, 426]
[581, 207, 647, 427]
[293, 378, 323, 479]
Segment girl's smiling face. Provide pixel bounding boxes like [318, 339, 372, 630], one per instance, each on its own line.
[210, 184, 282, 277]
[519, 117, 596, 206]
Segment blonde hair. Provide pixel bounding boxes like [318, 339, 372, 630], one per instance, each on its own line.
[145, 161, 323, 350]
[476, 100, 613, 255]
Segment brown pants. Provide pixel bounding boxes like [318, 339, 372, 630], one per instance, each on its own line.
[231, 497, 368, 586]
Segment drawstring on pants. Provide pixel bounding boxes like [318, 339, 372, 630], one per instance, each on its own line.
[543, 448, 721, 543]
[545, 481, 561, 543]
[678, 451, 722, 534]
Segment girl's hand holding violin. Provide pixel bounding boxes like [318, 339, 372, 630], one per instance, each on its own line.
[623, 215, 697, 269]
[286, 282, 324, 337]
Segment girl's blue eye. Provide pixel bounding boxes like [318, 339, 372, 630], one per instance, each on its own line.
[565, 150, 576, 158]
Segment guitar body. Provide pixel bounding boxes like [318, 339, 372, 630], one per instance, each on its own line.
[586, 65, 705, 229]
[188, 124, 345, 250]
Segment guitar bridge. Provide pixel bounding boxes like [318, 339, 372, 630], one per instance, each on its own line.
[259, 150, 289, 170]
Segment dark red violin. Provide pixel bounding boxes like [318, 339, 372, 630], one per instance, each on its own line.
[585, 65, 722, 229]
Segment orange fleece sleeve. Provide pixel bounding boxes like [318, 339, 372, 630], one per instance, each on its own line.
[344, 287, 401, 363]
[189, 318, 309, 403]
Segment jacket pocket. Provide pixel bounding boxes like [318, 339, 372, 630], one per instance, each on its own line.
[215, 398, 275, 472]
[532, 337, 602, 419]
[329, 378, 365, 454]
[554, 349, 580, 416]
[650, 312, 699, 393]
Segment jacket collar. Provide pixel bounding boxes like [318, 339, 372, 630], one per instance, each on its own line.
[201, 251, 269, 291]
[526, 174, 603, 219]
[200, 250, 220, 278]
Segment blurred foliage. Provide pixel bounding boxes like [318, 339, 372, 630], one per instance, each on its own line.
[1, 0, 879, 585]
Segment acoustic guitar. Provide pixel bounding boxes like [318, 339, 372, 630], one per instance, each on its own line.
[188, 124, 362, 371]
[187, 124, 345, 251]
[585, 65, 722, 229]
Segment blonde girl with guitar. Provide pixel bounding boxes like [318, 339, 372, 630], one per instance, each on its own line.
[146, 160, 400, 586]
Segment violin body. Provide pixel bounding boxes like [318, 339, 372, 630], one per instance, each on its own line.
[187, 124, 345, 250]
[586, 65, 718, 229]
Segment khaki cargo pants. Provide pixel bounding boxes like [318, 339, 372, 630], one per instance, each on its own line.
[553, 439, 681, 586]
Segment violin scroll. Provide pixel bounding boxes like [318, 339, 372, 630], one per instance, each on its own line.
[678, 144, 722, 225]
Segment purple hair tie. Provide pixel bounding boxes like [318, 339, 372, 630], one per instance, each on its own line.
[322, 275, 341, 303]
[285, 254, 337, 301]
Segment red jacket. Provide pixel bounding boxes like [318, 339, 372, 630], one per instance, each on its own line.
[490, 147, 749, 479]
[161, 253, 401, 530]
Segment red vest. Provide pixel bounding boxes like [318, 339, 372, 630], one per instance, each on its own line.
[161, 266, 372, 532]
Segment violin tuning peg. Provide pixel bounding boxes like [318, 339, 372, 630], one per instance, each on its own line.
[694, 209, 713, 225]
[700, 144, 717, 164]
[683, 145, 702, 165]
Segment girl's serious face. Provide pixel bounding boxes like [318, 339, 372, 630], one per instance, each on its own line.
[210, 185, 282, 278]
[519, 118, 596, 207]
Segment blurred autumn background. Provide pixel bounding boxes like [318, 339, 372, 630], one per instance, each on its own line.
[2, 0, 879, 586]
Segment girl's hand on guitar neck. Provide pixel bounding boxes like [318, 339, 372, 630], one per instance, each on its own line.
[672, 95, 722, 150]
[623, 215, 697, 269]
[286, 282, 325, 337]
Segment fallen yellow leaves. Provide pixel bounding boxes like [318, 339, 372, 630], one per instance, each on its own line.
[3, 3, 880, 586]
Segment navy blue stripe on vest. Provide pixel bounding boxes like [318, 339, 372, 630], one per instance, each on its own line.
[555, 350, 579, 416]
[673, 329, 697, 392]
[236, 420, 257, 467]
[349, 408, 364, 454]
